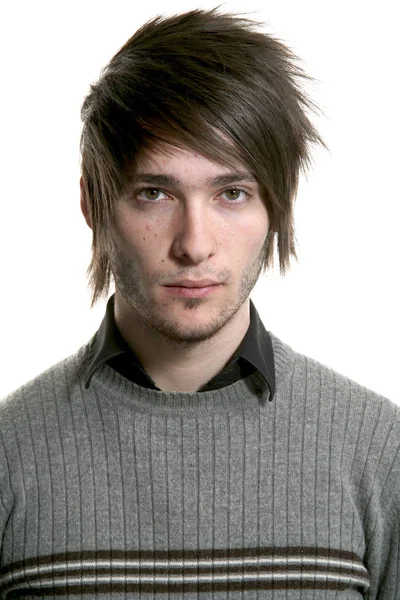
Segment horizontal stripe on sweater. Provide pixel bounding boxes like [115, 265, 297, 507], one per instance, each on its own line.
[1, 547, 370, 595]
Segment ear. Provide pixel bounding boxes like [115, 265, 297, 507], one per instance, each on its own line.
[80, 176, 92, 229]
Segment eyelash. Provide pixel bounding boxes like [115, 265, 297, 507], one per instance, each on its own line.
[135, 187, 251, 204]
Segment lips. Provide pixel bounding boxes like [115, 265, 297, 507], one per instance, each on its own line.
[165, 280, 220, 288]
[163, 282, 221, 298]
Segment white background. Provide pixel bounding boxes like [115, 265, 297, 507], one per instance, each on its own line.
[0, 0, 398, 402]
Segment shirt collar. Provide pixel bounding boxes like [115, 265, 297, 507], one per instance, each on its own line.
[83, 294, 275, 399]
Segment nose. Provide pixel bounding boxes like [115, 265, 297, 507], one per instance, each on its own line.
[171, 201, 217, 264]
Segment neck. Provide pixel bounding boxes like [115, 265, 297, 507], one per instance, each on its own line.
[114, 294, 250, 392]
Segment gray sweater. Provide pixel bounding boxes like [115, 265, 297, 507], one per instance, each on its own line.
[0, 332, 399, 599]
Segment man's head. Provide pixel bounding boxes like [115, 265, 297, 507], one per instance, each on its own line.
[80, 8, 324, 306]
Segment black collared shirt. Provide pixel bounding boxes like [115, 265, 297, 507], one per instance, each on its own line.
[83, 295, 275, 399]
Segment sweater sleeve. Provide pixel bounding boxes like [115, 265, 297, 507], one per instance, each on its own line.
[0, 424, 14, 567]
[365, 444, 400, 598]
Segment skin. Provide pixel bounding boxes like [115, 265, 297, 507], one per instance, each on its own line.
[81, 145, 270, 392]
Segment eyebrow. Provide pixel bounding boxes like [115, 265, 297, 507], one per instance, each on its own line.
[131, 172, 258, 187]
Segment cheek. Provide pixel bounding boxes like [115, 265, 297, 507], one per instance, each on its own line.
[115, 215, 160, 253]
[231, 214, 269, 260]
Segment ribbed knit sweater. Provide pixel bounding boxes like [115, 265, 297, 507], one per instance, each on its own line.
[0, 332, 399, 599]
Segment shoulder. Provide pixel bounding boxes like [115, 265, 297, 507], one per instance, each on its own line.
[0, 341, 92, 514]
[0, 341, 92, 418]
[269, 330, 397, 409]
[270, 331, 400, 502]
[269, 331, 400, 453]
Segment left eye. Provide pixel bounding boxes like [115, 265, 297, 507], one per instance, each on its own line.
[220, 188, 248, 202]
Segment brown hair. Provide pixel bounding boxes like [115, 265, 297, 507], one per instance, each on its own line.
[80, 8, 326, 305]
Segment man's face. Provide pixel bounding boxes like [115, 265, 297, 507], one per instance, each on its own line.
[109, 145, 270, 344]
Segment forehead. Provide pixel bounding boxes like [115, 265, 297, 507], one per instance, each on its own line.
[133, 145, 256, 184]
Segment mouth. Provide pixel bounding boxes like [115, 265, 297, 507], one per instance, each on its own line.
[165, 279, 220, 288]
[163, 283, 222, 298]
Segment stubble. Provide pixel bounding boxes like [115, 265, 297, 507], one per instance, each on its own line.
[108, 237, 267, 347]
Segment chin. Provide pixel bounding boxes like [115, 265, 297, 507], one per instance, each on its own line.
[148, 302, 236, 344]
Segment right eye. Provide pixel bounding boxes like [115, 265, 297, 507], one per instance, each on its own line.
[136, 188, 169, 202]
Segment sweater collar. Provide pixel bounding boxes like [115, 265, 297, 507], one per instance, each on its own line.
[83, 294, 275, 399]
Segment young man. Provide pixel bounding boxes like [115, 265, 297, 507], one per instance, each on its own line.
[0, 9, 399, 599]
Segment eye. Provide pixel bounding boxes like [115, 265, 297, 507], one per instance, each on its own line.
[136, 188, 169, 202]
[219, 188, 249, 203]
